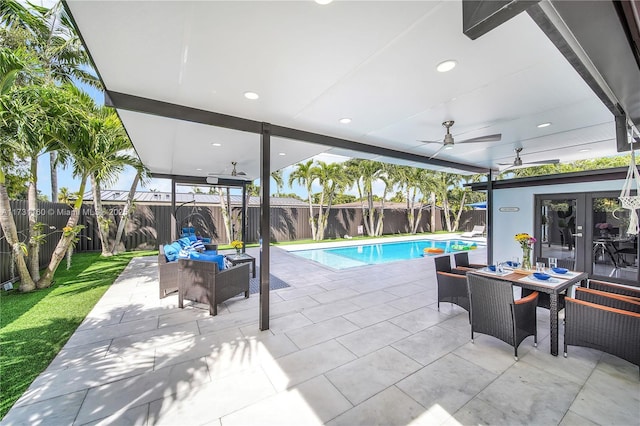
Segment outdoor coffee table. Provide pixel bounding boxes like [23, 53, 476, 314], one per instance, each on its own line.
[468, 268, 588, 356]
[226, 253, 256, 278]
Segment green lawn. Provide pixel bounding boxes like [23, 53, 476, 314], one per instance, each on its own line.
[0, 251, 155, 419]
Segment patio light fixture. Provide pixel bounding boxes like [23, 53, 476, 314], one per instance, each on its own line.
[436, 60, 457, 72]
[244, 91, 259, 100]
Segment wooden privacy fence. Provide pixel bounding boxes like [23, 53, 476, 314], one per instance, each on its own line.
[1, 200, 485, 284]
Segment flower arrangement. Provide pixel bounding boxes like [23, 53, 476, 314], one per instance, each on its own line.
[595, 223, 611, 230]
[231, 240, 243, 255]
[514, 233, 536, 249]
[514, 233, 536, 269]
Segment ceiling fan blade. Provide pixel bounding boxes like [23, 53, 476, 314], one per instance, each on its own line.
[417, 139, 440, 144]
[458, 133, 502, 143]
[524, 159, 560, 165]
[497, 162, 513, 166]
[429, 145, 446, 160]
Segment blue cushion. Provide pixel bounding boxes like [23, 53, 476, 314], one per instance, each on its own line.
[201, 237, 211, 244]
[177, 237, 192, 248]
[188, 252, 225, 270]
[163, 244, 179, 262]
[203, 249, 217, 256]
[188, 235, 197, 242]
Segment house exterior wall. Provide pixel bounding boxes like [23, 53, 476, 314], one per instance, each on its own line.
[492, 179, 628, 263]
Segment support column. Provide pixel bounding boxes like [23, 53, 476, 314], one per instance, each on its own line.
[242, 184, 247, 254]
[259, 123, 271, 330]
[170, 178, 177, 241]
[486, 170, 494, 265]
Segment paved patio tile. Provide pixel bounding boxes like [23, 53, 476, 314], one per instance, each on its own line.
[392, 324, 469, 366]
[387, 291, 435, 312]
[336, 321, 410, 357]
[310, 287, 360, 304]
[326, 386, 427, 426]
[348, 290, 399, 309]
[389, 306, 453, 334]
[1, 389, 86, 426]
[300, 299, 361, 323]
[285, 317, 359, 349]
[146, 368, 276, 426]
[249, 312, 313, 335]
[396, 353, 497, 416]
[326, 346, 422, 405]
[107, 320, 200, 355]
[221, 375, 352, 426]
[262, 339, 357, 391]
[64, 317, 159, 348]
[83, 402, 149, 426]
[74, 356, 212, 424]
[342, 303, 405, 328]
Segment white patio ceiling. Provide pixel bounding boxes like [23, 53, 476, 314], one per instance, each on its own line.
[65, 1, 631, 179]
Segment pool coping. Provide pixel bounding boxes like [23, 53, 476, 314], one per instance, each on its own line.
[277, 233, 486, 252]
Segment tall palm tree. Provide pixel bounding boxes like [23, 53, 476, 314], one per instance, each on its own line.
[313, 161, 346, 240]
[288, 160, 318, 240]
[1, 0, 100, 202]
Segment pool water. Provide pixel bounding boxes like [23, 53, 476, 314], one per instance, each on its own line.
[291, 239, 482, 269]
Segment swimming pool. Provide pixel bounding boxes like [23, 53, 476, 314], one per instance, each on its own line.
[291, 239, 483, 269]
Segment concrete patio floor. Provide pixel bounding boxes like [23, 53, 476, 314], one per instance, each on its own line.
[3, 245, 638, 425]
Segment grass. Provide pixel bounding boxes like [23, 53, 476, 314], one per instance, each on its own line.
[0, 250, 155, 419]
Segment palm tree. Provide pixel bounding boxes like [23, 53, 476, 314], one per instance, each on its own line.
[344, 159, 389, 237]
[288, 160, 318, 240]
[313, 161, 346, 240]
[1, 0, 100, 202]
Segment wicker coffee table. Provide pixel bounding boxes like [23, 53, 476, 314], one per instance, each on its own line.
[226, 253, 256, 278]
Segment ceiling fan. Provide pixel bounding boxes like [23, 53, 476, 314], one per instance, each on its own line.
[498, 148, 559, 171]
[420, 120, 502, 159]
[207, 161, 252, 183]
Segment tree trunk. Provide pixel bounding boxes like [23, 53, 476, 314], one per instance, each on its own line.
[306, 185, 317, 241]
[430, 192, 436, 233]
[37, 176, 88, 289]
[443, 197, 452, 232]
[27, 156, 40, 282]
[50, 151, 58, 202]
[111, 173, 139, 254]
[217, 187, 232, 244]
[0, 182, 36, 291]
[453, 192, 467, 232]
[91, 174, 112, 256]
[412, 200, 425, 234]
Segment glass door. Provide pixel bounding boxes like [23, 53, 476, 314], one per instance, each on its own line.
[535, 194, 585, 271]
[588, 193, 639, 283]
[535, 191, 639, 285]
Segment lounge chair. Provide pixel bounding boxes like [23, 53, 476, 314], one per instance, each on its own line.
[461, 225, 485, 238]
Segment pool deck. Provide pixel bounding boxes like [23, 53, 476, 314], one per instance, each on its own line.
[2, 240, 638, 425]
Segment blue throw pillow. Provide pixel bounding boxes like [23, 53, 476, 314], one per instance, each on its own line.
[191, 240, 205, 252]
[177, 237, 192, 248]
[178, 248, 191, 259]
[188, 235, 197, 242]
[188, 252, 225, 271]
[163, 244, 179, 262]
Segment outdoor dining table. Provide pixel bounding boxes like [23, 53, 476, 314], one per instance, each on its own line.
[468, 268, 588, 356]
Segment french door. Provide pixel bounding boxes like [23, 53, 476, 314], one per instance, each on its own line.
[535, 192, 639, 285]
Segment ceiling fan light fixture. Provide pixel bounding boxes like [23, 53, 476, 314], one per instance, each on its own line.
[444, 145, 454, 150]
[537, 122, 551, 128]
[436, 60, 457, 73]
[244, 91, 259, 100]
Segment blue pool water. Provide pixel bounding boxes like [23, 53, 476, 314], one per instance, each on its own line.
[291, 239, 483, 269]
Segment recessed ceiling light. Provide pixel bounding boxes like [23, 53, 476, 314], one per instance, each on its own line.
[278, 152, 286, 156]
[315, 0, 333, 4]
[244, 91, 259, 100]
[436, 60, 457, 73]
[579, 148, 591, 153]
[212, 143, 221, 147]
[537, 122, 551, 128]
[339, 118, 352, 124]
[196, 168, 202, 171]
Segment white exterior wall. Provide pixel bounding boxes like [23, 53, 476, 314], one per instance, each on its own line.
[491, 179, 627, 262]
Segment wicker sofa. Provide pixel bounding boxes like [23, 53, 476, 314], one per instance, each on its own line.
[564, 293, 640, 373]
[178, 259, 249, 316]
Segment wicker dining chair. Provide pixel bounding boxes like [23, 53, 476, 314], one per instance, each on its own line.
[588, 279, 640, 299]
[467, 274, 538, 360]
[436, 271, 470, 313]
[434, 255, 466, 275]
[564, 296, 640, 374]
[575, 287, 640, 313]
[454, 252, 486, 269]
